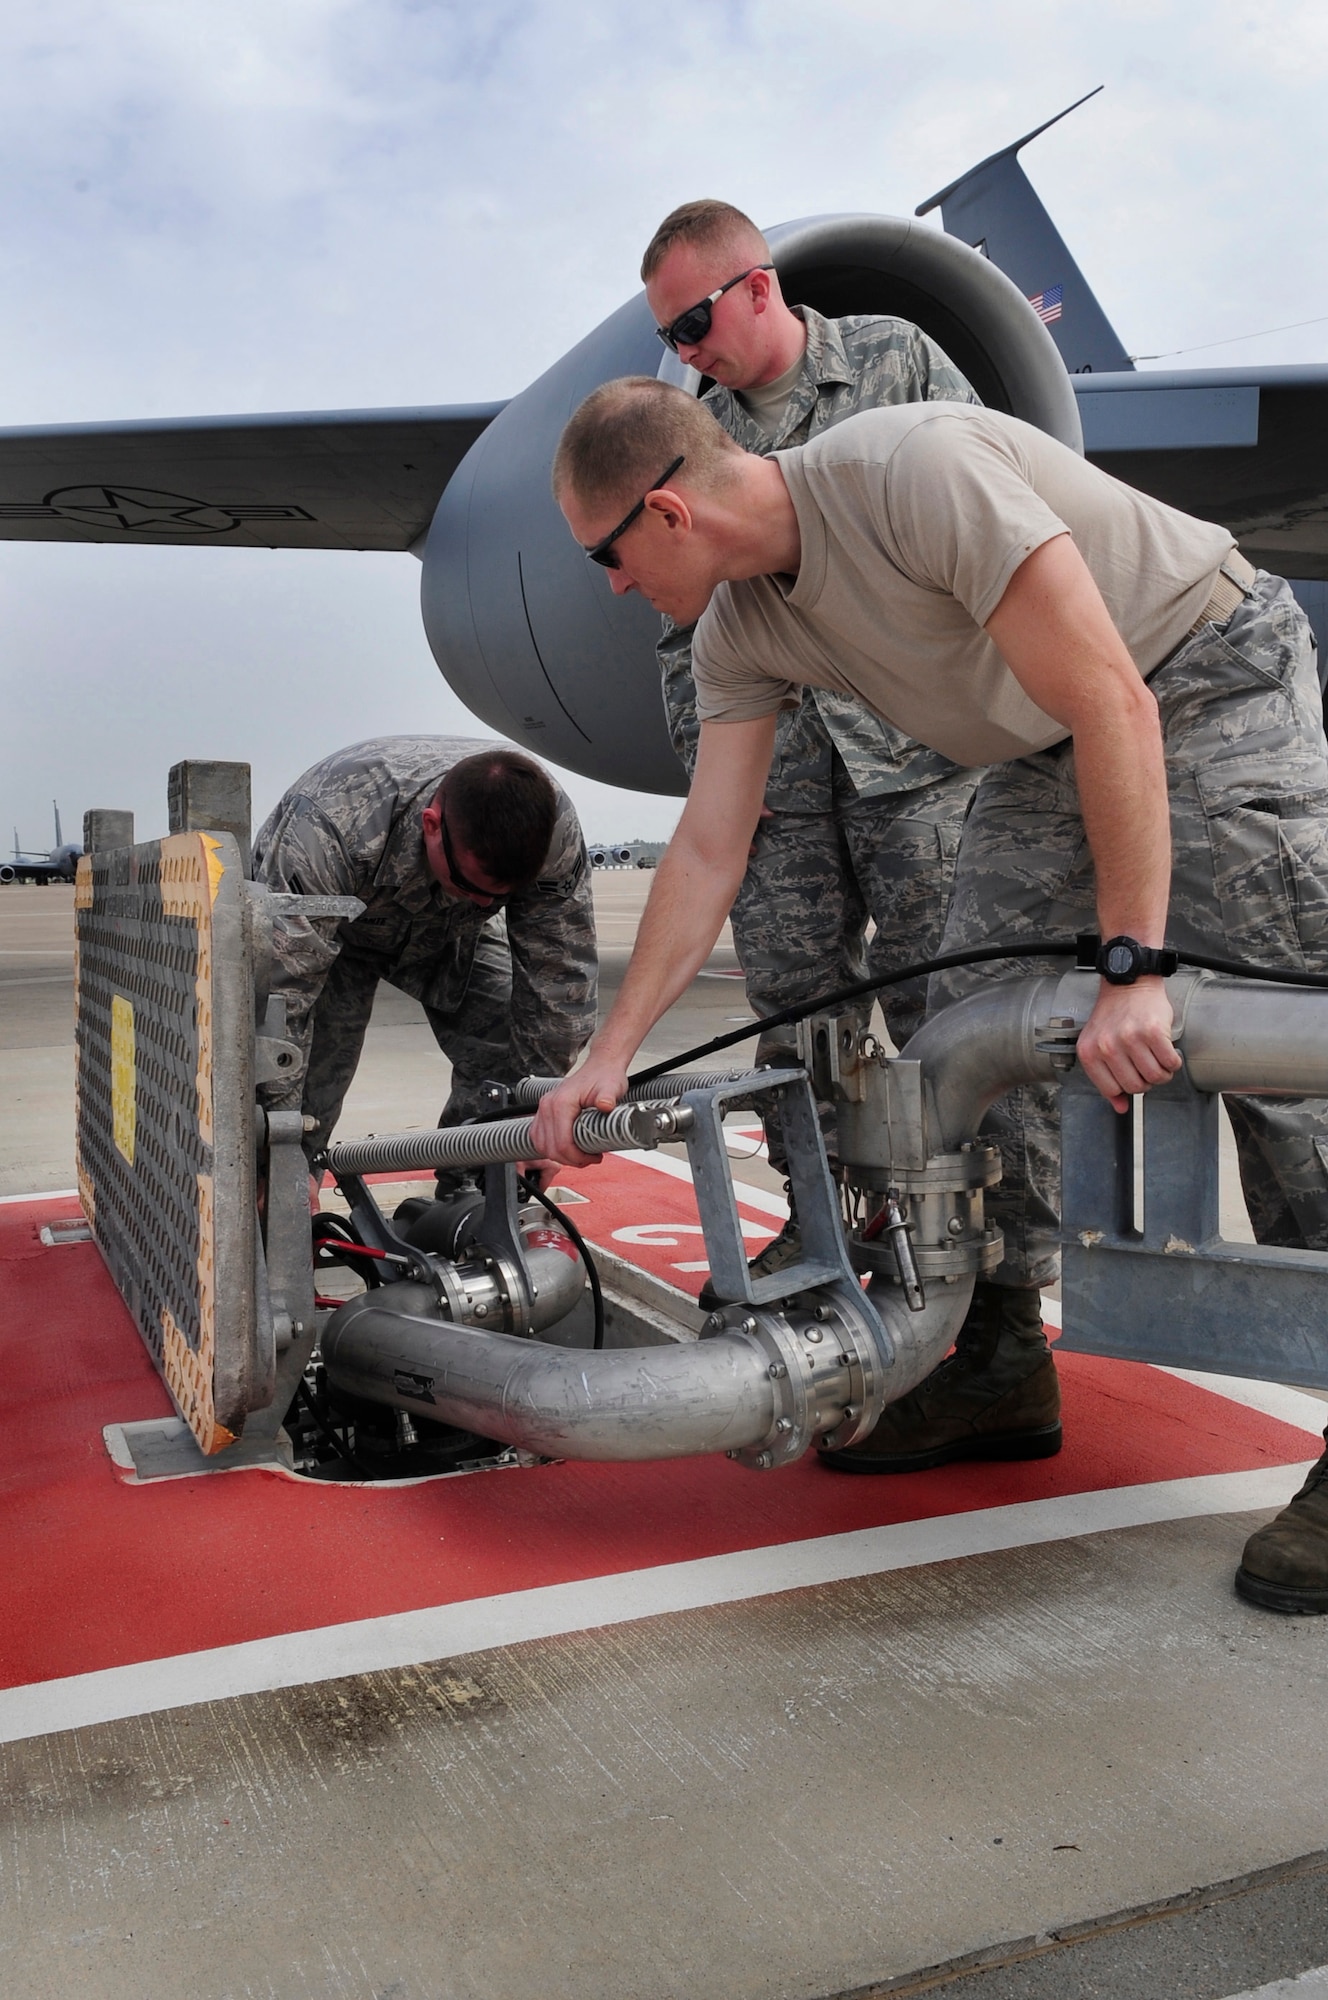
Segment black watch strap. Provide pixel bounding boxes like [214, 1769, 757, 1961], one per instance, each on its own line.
[1076, 933, 1179, 985]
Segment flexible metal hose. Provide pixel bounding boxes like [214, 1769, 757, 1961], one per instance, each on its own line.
[325, 1101, 692, 1176]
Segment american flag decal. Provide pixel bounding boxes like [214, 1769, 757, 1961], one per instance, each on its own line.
[1029, 283, 1064, 324]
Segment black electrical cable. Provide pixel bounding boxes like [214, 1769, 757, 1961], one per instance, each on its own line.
[1162, 947, 1328, 989]
[628, 937, 1080, 1087]
[295, 1377, 373, 1479]
[313, 1211, 388, 1288]
[518, 1172, 605, 1351]
[626, 935, 1328, 1089]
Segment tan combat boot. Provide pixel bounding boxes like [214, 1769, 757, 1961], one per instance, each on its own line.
[1234, 1441, 1328, 1614]
[817, 1280, 1062, 1473]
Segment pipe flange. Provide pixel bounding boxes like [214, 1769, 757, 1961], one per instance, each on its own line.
[851, 1222, 1004, 1283]
[703, 1291, 884, 1468]
[704, 1307, 817, 1469]
[806, 1286, 890, 1452]
[851, 1146, 1002, 1197]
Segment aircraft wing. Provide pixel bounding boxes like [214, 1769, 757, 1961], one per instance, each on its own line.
[1078, 365, 1328, 582]
[0, 403, 506, 552]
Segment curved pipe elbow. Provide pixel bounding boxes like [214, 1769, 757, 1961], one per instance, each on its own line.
[321, 1298, 777, 1462]
[905, 974, 1064, 1152]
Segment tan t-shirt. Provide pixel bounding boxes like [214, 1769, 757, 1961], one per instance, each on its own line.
[691, 403, 1235, 767]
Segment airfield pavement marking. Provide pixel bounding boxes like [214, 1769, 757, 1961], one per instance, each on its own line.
[1, 1160, 1323, 1746]
[0, 1461, 1315, 1747]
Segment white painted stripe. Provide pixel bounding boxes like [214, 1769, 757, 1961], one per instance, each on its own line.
[1223, 1968, 1328, 1999]
[0, 1187, 78, 1206]
[0, 1462, 1310, 1747]
[624, 1145, 790, 1219]
[1038, 1301, 1326, 1437]
[1157, 1366, 1327, 1437]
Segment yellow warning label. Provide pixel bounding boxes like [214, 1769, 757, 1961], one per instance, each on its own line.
[110, 995, 136, 1165]
[201, 831, 225, 907]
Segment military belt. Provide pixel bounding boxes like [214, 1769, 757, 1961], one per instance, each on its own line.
[1185, 550, 1257, 642]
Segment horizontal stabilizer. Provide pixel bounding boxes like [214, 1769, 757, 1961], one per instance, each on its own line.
[917, 89, 1133, 376]
[0, 403, 505, 551]
[1074, 364, 1328, 581]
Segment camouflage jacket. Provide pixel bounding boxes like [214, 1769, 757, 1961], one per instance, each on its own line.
[659, 305, 981, 811]
[252, 736, 597, 1100]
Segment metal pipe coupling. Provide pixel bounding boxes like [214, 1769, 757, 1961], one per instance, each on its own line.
[702, 1282, 890, 1470]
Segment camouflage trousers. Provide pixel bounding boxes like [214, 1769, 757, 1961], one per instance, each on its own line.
[732, 758, 978, 1170]
[930, 571, 1328, 1287]
[299, 928, 518, 1161]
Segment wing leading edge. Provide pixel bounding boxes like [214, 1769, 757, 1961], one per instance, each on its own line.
[0, 403, 505, 551]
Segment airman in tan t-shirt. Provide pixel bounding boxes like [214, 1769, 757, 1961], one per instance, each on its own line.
[692, 403, 1234, 767]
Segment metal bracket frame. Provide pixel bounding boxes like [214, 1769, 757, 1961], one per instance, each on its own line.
[1059, 1059, 1328, 1389]
[684, 1067, 891, 1327]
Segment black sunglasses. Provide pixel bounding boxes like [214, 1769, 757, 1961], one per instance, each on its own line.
[655, 264, 774, 354]
[438, 806, 501, 903]
[584, 455, 685, 570]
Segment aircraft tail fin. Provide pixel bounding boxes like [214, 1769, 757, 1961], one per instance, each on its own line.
[53, 801, 62, 848]
[916, 88, 1133, 375]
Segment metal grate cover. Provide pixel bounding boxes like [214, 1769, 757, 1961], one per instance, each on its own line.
[75, 833, 259, 1451]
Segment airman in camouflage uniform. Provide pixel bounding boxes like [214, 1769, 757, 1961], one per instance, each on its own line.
[252, 736, 596, 1158]
[657, 301, 982, 1173]
[930, 570, 1328, 1279]
[914, 566, 1328, 1613]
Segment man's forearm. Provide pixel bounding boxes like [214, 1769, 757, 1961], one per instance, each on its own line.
[1073, 682, 1171, 943]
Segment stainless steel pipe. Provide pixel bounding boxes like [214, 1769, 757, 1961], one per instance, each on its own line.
[1176, 975, 1328, 1096]
[321, 1287, 777, 1461]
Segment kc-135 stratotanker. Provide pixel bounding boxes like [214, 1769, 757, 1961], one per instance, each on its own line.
[1, 88, 1324, 801]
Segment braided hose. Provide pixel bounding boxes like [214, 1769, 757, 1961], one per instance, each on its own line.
[512, 1069, 761, 1107]
[325, 1101, 692, 1176]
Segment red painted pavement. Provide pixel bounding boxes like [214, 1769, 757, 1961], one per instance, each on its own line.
[0, 1164, 1319, 1693]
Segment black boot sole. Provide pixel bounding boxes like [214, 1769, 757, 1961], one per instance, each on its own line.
[817, 1421, 1063, 1475]
[1234, 1565, 1328, 1615]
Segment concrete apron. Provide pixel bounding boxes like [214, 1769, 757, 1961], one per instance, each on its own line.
[2, 1512, 1327, 2000]
[4, 874, 1328, 1999]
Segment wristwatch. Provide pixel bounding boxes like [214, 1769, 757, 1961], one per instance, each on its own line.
[1082, 934, 1180, 985]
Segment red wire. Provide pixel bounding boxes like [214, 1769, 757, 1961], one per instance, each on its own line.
[315, 1237, 392, 1260]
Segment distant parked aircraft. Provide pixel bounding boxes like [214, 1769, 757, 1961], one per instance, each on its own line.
[1, 803, 82, 885]
[589, 842, 665, 870]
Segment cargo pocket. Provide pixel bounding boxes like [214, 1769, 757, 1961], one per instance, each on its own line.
[1198, 774, 1328, 967]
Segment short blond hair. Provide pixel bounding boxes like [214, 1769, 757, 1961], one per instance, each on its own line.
[552, 377, 743, 515]
[640, 199, 770, 285]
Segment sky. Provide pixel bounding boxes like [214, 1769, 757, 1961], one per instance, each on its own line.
[3, 0, 1327, 851]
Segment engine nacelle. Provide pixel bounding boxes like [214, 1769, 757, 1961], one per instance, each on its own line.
[421, 213, 1081, 795]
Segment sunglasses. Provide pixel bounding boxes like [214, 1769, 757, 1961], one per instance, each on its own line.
[438, 806, 502, 903]
[654, 264, 774, 354]
[584, 455, 685, 570]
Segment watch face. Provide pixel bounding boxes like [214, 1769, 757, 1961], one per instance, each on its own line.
[1105, 942, 1135, 977]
